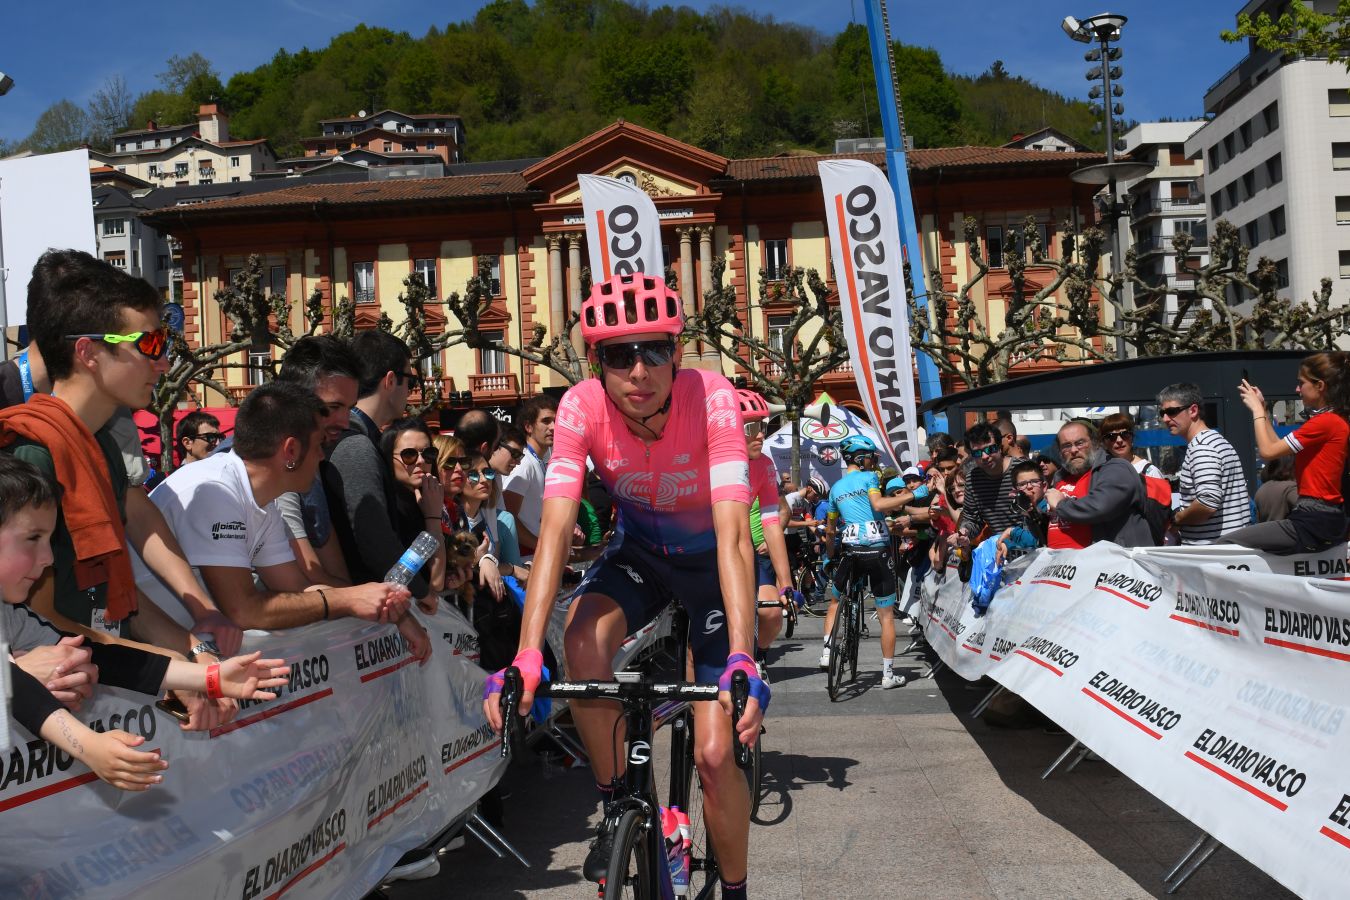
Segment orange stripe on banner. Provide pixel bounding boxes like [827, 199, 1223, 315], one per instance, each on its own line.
[359, 655, 418, 683]
[1168, 614, 1239, 638]
[367, 781, 430, 829]
[210, 688, 333, 738]
[1093, 585, 1150, 609]
[1184, 751, 1288, 811]
[1029, 579, 1071, 589]
[1321, 825, 1350, 850]
[927, 611, 955, 640]
[444, 740, 502, 775]
[0, 769, 100, 813]
[832, 193, 890, 450]
[1013, 648, 1063, 677]
[989, 654, 1003, 661]
[1080, 688, 1162, 739]
[1264, 636, 1350, 662]
[961, 643, 982, 655]
[596, 210, 611, 279]
[263, 841, 346, 900]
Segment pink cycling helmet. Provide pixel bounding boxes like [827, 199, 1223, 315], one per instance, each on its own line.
[737, 389, 771, 421]
[581, 273, 683, 345]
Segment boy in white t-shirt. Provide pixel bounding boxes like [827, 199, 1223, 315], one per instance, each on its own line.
[503, 394, 557, 556]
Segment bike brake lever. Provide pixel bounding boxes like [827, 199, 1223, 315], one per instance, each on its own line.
[499, 667, 521, 760]
[730, 670, 751, 769]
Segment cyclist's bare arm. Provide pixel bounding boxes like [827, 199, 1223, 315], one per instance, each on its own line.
[713, 499, 756, 660]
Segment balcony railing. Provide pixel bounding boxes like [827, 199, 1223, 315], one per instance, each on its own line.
[1134, 197, 1206, 217]
[760, 358, 853, 379]
[468, 372, 520, 396]
[1134, 232, 1209, 254]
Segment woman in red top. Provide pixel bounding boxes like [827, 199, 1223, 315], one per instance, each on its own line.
[1228, 352, 1350, 553]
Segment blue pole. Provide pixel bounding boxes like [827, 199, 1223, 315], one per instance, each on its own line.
[863, 0, 947, 433]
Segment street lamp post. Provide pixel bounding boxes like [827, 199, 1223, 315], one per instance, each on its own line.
[0, 71, 13, 362]
[1062, 14, 1149, 359]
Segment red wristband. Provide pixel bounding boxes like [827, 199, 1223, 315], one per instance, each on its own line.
[205, 664, 224, 700]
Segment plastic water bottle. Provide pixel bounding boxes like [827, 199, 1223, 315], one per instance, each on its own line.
[384, 531, 440, 586]
[661, 807, 682, 890]
[672, 806, 692, 894]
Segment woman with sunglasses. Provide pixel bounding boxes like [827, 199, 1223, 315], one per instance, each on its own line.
[738, 389, 801, 674]
[1225, 353, 1350, 554]
[454, 450, 528, 599]
[483, 272, 763, 898]
[1098, 412, 1162, 478]
[379, 418, 447, 596]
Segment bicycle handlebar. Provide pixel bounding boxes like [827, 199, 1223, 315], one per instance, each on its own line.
[498, 667, 754, 770]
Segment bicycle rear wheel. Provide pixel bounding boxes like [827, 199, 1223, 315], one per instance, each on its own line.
[826, 605, 848, 702]
[847, 591, 862, 684]
[602, 809, 660, 899]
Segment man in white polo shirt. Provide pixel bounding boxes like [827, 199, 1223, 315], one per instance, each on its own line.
[134, 382, 427, 656]
[503, 394, 557, 556]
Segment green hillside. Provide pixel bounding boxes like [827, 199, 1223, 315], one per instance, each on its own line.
[7, 1, 1106, 160]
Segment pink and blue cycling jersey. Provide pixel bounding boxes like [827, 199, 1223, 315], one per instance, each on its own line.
[544, 369, 751, 555]
[749, 454, 780, 528]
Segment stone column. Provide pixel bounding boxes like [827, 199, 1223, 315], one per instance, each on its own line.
[547, 234, 565, 342]
[677, 226, 698, 366]
[697, 226, 719, 369]
[566, 233, 585, 358]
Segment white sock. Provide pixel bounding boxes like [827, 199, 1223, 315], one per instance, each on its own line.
[883, 658, 894, 676]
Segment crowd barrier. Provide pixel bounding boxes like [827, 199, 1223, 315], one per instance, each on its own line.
[918, 542, 1350, 900]
[0, 604, 504, 900]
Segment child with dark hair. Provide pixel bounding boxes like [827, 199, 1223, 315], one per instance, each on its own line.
[996, 460, 1050, 561]
[0, 455, 289, 790]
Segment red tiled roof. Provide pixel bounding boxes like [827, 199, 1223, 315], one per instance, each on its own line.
[724, 146, 1107, 180]
[143, 173, 533, 219]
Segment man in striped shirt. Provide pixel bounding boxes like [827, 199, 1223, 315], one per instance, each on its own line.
[1158, 382, 1251, 543]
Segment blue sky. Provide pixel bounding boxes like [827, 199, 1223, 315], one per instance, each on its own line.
[0, 0, 1246, 145]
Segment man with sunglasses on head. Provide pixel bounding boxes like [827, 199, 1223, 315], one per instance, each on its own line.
[484, 273, 764, 900]
[176, 412, 222, 466]
[1157, 382, 1251, 544]
[957, 421, 1028, 549]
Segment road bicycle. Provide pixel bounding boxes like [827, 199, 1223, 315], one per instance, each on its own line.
[499, 615, 752, 899]
[825, 552, 872, 702]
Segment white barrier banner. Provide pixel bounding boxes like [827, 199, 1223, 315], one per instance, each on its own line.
[578, 173, 665, 280]
[920, 542, 1350, 900]
[818, 159, 920, 468]
[0, 605, 504, 899]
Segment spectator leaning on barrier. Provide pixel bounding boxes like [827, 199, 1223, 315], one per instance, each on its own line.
[503, 394, 557, 556]
[325, 330, 436, 607]
[137, 382, 428, 660]
[271, 335, 361, 588]
[1222, 355, 1350, 554]
[175, 411, 221, 466]
[958, 422, 1028, 545]
[1099, 412, 1162, 477]
[1254, 456, 1298, 523]
[996, 460, 1050, 561]
[0, 250, 238, 673]
[1158, 382, 1251, 544]
[1043, 420, 1153, 549]
[380, 418, 448, 593]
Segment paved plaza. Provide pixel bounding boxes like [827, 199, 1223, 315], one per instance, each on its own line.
[389, 614, 1294, 899]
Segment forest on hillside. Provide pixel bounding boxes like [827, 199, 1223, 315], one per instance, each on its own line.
[3, 0, 1107, 161]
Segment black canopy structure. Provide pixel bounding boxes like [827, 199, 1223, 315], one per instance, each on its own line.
[919, 350, 1311, 482]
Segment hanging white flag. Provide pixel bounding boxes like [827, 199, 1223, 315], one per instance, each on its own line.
[818, 159, 921, 467]
[578, 174, 665, 280]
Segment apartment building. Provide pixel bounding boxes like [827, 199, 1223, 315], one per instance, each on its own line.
[92, 105, 277, 186]
[1121, 121, 1210, 320]
[1186, 0, 1350, 305]
[271, 109, 465, 174]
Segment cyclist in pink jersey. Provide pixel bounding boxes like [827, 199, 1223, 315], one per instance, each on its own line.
[739, 389, 802, 674]
[484, 273, 765, 899]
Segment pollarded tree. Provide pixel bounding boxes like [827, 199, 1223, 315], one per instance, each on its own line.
[1222, 2, 1350, 65]
[689, 258, 849, 482]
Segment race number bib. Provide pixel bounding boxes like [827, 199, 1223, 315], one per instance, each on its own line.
[842, 520, 886, 544]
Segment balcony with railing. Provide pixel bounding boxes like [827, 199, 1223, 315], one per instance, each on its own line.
[468, 372, 520, 396]
[1133, 230, 1209, 256]
[759, 358, 853, 380]
[1132, 196, 1207, 218]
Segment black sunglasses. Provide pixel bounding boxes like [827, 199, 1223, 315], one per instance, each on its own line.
[193, 432, 225, 447]
[395, 370, 421, 388]
[598, 339, 677, 371]
[1159, 405, 1189, 419]
[1101, 430, 1133, 443]
[398, 447, 439, 466]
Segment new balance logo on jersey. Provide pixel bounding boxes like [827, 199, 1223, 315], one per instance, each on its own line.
[673, 453, 690, 465]
[704, 610, 724, 635]
[618, 564, 644, 584]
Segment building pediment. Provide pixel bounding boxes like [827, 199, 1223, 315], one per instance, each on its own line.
[522, 120, 728, 204]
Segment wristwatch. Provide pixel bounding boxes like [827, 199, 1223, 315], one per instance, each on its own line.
[187, 639, 222, 662]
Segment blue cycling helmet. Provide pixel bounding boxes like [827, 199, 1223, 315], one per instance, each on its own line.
[839, 435, 878, 461]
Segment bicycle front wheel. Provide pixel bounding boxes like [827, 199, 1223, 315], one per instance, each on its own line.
[603, 809, 660, 900]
